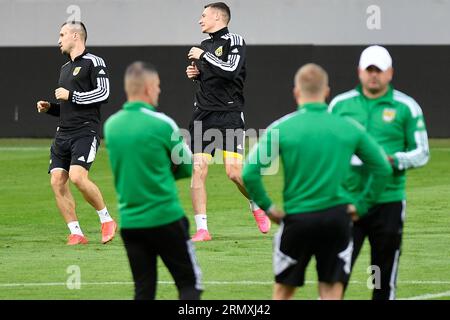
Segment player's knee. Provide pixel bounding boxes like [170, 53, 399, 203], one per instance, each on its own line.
[50, 172, 67, 191]
[226, 167, 242, 184]
[69, 172, 87, 188]
[273, 283, 296, 300]
[192, 162, 208, 180]
[319, 282, 344, 300]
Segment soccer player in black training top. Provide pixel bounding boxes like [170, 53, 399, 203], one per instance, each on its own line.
[36, 21, 116, 245]
[186, 2, 271, 242]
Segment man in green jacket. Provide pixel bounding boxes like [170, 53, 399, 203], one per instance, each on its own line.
[329, 45, 430, 300]
[104, 62, 202, 300]
[242, 63, 392, 300]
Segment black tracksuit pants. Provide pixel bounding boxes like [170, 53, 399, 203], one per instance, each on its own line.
[345, 201, 405, 300]
[121, 217, 202, 300]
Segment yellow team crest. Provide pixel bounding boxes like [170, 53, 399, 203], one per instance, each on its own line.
[215, 46, 223, 57]
[382, 108, 396, 122]
[73, 67, 81, 76]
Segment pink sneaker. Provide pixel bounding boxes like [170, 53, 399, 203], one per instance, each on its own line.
[192, 229, 212, 242]
[67, 234, 88, 245]
[101, 220, 117, 244]
[253, 208, 271, 234]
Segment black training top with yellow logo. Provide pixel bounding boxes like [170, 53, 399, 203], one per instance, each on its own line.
[193, 27, 246, 112]
[47, 50, 110, 133]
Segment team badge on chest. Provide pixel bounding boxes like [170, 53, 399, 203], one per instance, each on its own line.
[215, 46, 223, 57]
[73, 67, 81, 76]
[382, 108, 396, 122]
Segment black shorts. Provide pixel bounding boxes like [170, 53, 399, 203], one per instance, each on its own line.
[48, 130, 100, 173]
[188, 108, 245, 158]
[274, 205, 353, 287]
[120, 217, 203, 300]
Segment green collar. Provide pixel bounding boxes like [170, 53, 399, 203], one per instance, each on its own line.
[298, 102, 328, 111]
[356, 84, 394, 104]
[123, 101, 156, 111]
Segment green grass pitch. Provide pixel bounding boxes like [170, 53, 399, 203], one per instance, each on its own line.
[0, 138, 449, 300]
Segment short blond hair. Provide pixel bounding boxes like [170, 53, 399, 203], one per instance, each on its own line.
[294, 63, 328, 98]
[124, 61, 158, 96]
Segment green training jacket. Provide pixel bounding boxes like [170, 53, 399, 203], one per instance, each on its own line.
[104, 101, 192, 229]
[329, 85, 429, 203]
[242, 102, 393, 216]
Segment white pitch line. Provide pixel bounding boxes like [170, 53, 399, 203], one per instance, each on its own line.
[397, 280, 450, 284]
[2, 281, 449, 300]
[402, 290, 450, 300]
[1, 280, 450, 288]
[431, 148, 450, 151]
[0, 147, 49, 151]
[0, 282, 134, 287]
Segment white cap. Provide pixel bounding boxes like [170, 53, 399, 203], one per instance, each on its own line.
[359, 45, 392, 71]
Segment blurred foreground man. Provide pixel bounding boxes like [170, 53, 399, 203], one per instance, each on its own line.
[104, 62, 202, 300]
[243, 63, 392, 300]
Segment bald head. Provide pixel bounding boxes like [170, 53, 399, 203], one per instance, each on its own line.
[294, 63, 329, 100]
[125, 61, 161, 106]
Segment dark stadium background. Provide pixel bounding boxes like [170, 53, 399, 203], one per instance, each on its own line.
[1, 45, 449, 138]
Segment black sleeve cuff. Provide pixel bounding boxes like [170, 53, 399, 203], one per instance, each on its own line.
[47, 103, 60, 117]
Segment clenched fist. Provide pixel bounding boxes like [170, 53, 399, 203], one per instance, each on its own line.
[36, 100, 51, 113]
[188, 47, 204, 60]
[186, 61, 200, 79]
[55, 87, 70, 101]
